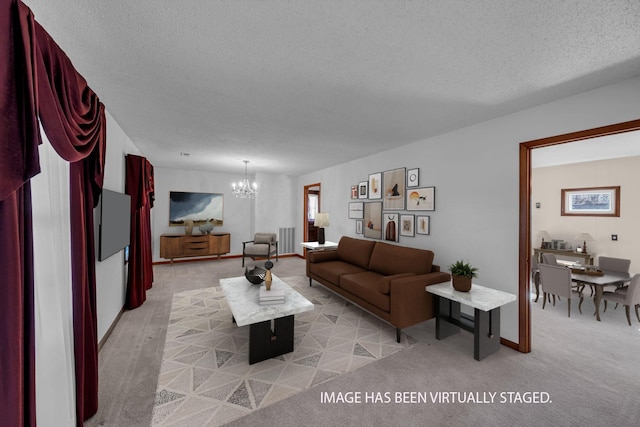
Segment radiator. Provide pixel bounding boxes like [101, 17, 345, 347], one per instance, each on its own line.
[278, 227, 296, 254]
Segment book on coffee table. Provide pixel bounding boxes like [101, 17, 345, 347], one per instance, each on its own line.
[259, 284, 285, 304]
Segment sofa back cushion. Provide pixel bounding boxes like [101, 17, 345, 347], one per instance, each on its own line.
[337, 236, 376, 269]
[368, 241, 434, 275]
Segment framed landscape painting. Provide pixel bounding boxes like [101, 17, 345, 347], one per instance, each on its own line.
[348, 201, 364, 219]
[561, 186, 620, 217]
[169, 191, 224, 226]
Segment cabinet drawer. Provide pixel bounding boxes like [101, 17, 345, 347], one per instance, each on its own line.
[184, 246, 209, 256]
[183, 236, 208, 244]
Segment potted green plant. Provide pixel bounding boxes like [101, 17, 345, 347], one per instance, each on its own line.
[448, 260, 478, 292]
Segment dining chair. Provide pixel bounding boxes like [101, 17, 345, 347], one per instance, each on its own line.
[531, 255, 541, 302]
[538, 264, 584, 317]
[601, 274, 640, 326]
[598, 256, 631, 304]
[541, 253, 559, 265]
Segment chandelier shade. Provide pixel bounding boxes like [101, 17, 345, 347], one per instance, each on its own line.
[232, 160, 257, 199]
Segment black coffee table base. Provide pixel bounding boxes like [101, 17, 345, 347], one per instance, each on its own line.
[434, 297, 501, 361]
[249, 315, 295, 365]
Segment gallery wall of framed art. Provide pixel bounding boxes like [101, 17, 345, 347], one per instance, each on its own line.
[347, 166, 436, 241]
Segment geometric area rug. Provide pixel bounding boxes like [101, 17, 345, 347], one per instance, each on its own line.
[151, 275, 416, 426]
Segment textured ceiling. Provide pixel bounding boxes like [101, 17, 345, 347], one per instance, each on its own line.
[22, 0, 640, 175]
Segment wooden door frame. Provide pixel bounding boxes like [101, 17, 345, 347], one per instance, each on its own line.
[303, 183, 321, 258]
[518, 118, 640, 353]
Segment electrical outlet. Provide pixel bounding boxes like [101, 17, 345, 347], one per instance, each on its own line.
[611, 234, 618, 241]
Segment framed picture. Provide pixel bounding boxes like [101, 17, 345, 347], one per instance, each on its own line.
[561, 186, 620, 217]
[383, 213, 399, 242]
[407, 168, 419, 188]
[351, 185, 358, 199]
[363, 202, 382, 239]
[358, 181, 368, 199]
[169, 191, 224, 226]
[400, 214, 415, 237]
[406, 187, 435, 211]
[383, 167, 406, 210]
[368, 172, 382, 199]
[348, 201, 364, 219]
[355, 220, 363, 234]
[416, 215, 430, 235]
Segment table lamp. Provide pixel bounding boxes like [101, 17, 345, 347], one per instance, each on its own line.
[314, 212, 330, 245]
[576, 233, 594, 253]
[537, 230, 551, 249]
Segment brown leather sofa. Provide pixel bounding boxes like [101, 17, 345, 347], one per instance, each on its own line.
[306, 236, 450, 342]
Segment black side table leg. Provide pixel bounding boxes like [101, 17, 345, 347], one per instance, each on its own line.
[435, 297, 461, 340]
[474, 307, 500, 361]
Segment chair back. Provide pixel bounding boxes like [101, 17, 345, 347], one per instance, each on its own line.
[624, 274, 640, 306]
[538, 264, 572, 299]
[541, 253, 559, 266]
[598, 256, 631, 274]
[253, 233, 277, 244]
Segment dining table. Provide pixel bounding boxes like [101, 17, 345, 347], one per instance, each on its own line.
[570, 270, 631, 321]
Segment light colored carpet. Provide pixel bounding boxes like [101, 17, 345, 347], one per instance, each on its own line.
[151, 275, 415, 426]
[86, 258, 640, 427]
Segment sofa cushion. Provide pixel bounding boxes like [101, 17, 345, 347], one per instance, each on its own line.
[340, 271, 390, 312]
[309, 260, 366, 285]
[336, 236, 376, 270]
[368, 241, 434, 276]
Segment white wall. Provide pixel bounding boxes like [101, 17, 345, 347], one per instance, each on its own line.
[94, 110, 142, 341]
[532, 155, 640, 271]
[152, 168, 296, 261]
[295, 75, 640, 344]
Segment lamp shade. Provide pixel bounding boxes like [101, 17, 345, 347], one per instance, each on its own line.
[314, 213, 330, 228]
[536, 230, 551, 241]
[576, 233, 593, 242]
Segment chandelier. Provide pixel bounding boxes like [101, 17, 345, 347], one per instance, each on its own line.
[232, 160, 257, 199]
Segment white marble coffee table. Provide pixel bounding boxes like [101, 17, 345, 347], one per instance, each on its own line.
[426, 282, 516, 361]
[220, 274, 314, 364]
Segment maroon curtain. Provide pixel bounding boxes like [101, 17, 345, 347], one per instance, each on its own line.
[34, 20, 106, 424]
[0, 1, 40, 426]
[125, 154, 155, 309]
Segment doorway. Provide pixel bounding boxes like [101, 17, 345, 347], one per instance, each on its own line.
[518, 118, 640, 353]
[303, 183, 321, 258]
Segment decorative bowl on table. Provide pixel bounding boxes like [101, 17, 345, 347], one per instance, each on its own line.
[245, 266, 266, 284]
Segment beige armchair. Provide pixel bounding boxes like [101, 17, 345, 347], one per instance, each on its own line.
[242, 233, 278, 267]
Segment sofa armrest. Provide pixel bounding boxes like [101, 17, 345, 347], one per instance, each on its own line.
[389, 272, 451, 328]
[431, 264, 441, 273]
[307, 249, 339, 263]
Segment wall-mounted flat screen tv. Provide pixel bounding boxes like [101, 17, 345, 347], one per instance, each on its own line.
[99, 189, 131, 261]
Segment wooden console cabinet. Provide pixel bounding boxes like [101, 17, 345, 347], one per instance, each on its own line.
[160, 233, 230, 263]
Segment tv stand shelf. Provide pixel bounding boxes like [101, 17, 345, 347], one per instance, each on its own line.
[160, 233, 230, 263]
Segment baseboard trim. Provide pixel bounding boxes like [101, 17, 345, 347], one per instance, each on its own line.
[99, 307, 125, 352]
[153, 253, 303, 265]
[500, 337, 519, 351]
